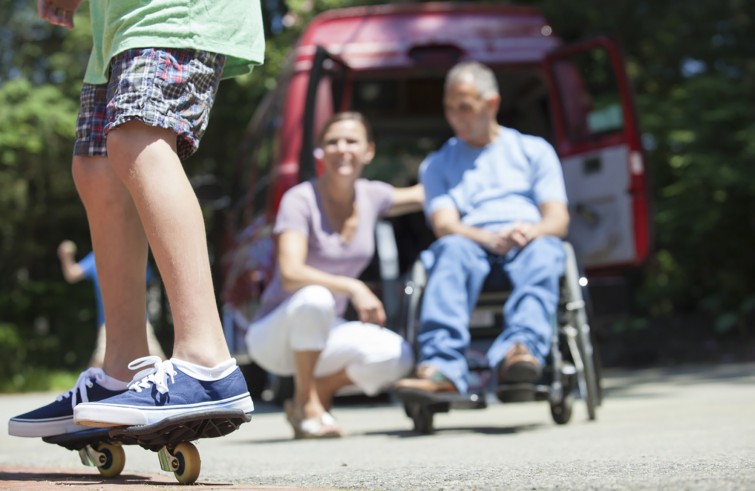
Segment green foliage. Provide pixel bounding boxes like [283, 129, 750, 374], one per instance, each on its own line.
[0, 0, 753, 388]
[0, 1, 94, 391]
[0, 277, 97, 391]
[523, 0, 755, 338]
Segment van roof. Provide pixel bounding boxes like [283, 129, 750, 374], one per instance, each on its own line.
[295, 2, 560, 71]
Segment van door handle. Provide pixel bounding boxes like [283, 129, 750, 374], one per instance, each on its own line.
[583, 157, 602, 175]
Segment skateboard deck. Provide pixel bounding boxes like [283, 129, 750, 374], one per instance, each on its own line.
[43, 409, 252, 484]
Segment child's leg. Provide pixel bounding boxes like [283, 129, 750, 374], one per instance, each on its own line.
[9, 48, 251, 435]
[71, 49, 253, 427]
[71, 150, 255, 426]
[73, 154, 151, 382]
[105, 121, 230, 367]
[74, 48, 254, 426]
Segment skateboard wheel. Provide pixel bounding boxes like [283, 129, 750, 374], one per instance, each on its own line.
[94, 443, 125, 478]
[172, 442, 201, 484]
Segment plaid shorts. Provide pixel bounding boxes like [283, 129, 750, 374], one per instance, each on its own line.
[74, 48, 226, 160]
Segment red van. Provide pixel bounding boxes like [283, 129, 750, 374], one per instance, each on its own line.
[217, 3, 650, 383]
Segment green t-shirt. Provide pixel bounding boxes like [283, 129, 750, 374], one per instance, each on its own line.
[85, 0, 265, 84]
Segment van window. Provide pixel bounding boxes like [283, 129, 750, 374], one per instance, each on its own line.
[352, 77, 446, 119]
[550, 46, 625, 141]
[348, 67, 553, 275]
[353, 67, 552, 186]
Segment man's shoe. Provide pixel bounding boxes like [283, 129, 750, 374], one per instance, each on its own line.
[498, 342, 542, 384]
[8, 368, 127, 438]
[74, 356, 255, 428]
[394, 364, 458, 393]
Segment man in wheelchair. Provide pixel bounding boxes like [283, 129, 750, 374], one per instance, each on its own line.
[395, 61, 570, 396]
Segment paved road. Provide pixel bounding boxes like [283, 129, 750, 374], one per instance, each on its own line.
[1, 363, 754, 490]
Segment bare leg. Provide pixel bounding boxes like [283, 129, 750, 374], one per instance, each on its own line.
[315, 369, 352, 412]
[145, 322, 166, 359]
[73, 155, 150, 382]
[106, 121, 230, 368]
[293, 350, 327, 420]
[88, 324, 107, 369]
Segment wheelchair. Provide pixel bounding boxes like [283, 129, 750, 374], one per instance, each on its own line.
[397, 241, 601, 434]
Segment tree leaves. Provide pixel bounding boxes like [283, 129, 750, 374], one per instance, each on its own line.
[0, 0, 753, 381]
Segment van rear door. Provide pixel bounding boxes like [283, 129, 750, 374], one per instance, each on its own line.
[299, 46, 352, 181]
[544, 37, 650, 272]
[298, 45, 403, 320]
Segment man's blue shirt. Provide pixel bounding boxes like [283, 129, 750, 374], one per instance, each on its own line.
[420, 126, 567, 231]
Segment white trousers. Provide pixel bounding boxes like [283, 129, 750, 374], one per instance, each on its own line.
[246, 285, 414, 396]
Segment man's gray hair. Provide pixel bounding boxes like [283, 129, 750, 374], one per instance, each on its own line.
[445, 61, 499, 99]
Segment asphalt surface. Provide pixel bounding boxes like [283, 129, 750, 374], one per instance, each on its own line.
[0, 363, 753, 490]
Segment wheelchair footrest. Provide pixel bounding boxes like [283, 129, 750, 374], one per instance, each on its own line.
[396, 387, 487, 412]
[496, 383, 550, 403]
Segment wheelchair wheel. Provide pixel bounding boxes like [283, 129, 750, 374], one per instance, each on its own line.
[550, 394, 573, 425]
[576, 321, 599, 420]
[578, 269, 605, 408]
[562, 242, 600, 421]
[591, 330, 604, 407]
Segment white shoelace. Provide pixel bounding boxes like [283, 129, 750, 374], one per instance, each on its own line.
[127, 356, 177, 394]
[56, 367, 106, 410]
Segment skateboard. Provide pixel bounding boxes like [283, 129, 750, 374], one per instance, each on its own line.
[43, 409, 252, 484]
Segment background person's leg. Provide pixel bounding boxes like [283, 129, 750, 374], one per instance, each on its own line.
[89, 325, 106, 368]
[145, 322, 166, 359]
[248, 286, 336, 421]
[315, 321, 414, 409]
[314, 370, 351, 412]
[416, 235, 490, 394]
[487, 236, 565, 369]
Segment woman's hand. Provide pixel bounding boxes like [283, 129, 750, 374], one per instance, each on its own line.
[349, 281, 386, 326]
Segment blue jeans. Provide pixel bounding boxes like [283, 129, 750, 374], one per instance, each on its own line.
[417, 234, 565, 394]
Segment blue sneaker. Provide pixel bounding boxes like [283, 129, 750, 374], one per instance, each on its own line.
[8, 368, 127, 438]
[74, 356, 254, 427]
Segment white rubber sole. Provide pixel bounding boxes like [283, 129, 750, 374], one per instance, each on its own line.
[74, 393, 254, 428]
[8, 417, 87, 438]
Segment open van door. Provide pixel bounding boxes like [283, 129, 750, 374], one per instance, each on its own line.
[299, 45, 406, 324]
[299, 46, 352, 181]
[544, 37, 650, 272]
